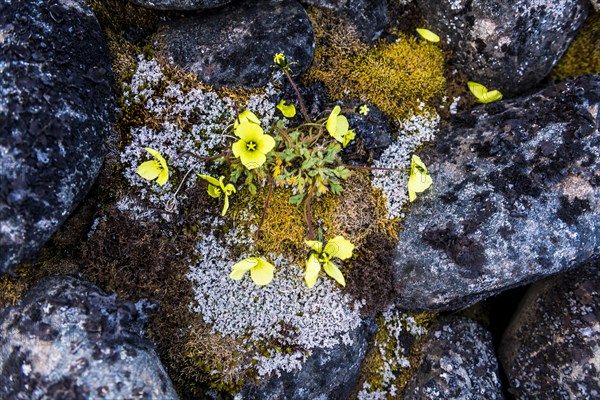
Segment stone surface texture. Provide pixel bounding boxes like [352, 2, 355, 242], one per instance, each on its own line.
[418, 0, 589, 97]
[0, 276, 177, 399]
[240, 319, 375, 399]
[404, 317, 504, 399]
[393, 74, 600, 311]
[301, 0, 388, 42]
[129, 0, 232, 10]
[499, 260, 600, 399]
[157, 0, 314, 88]
[0, 0, 115, 275]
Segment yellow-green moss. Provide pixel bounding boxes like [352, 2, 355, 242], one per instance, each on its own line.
[305, 7, 446, 121]
[552, 10, 600, 80]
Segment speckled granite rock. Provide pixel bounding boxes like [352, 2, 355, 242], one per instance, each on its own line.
[404, 317, 504, 399]
[417, 0, 589, 97]
[0, 0, 115, 275]
[499, 260, 600, 399]
[129, 0, 232, 10]
[393, 74, 600, 311]
[157, 0, 314, 88]
[301, 0, 388, 42]
[0, 276, 177, 399]
[239, 319, 375, 399]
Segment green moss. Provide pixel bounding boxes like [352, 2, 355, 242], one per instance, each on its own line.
[0, 264, 31, 311]
[552, 10, 600, 80]
[305, 7, 446, 121]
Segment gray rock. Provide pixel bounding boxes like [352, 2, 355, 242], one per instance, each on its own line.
[404, 317, 504, 399]
[239, 319, 375, 399]
[417, 0, 589, 97]
[499, 260, 600, 399]
[0, 0, 115, 275]
[157, 0, 314, 88]
[129, 0, 232, 10]
[0, 276, 178, 399]
[301, 0, 388, 42]
[393, 74, 600, 311]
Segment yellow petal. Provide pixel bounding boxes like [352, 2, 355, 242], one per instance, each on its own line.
[198, 174, 222, 188]
[478, 89, 503, 103]
[258, 133, 276, 154]
[305, 240, 323, 253]
[229, 258, 258, 280]
[416, 28, 440, 43]
[222, 194, 230, 216]
[324, 236, 354, 260]
[232, 139, 246, 158]
[234, 110, 261, 131]
[408, 155, 432, 195]
[326, 105, 341, 137]
[240, 150, 266, 170]
[250, 259, 274, 286]
[145, 147, 168, 171]
[323, 262, 346, 287]
[305, 253, 321, 288]
[137, 160, 160, 181]
[235, 121, 264, 142]
[207, 184, 221, 198]
[468, 81, 503, 103]
[156, 168, 169, 186]
[409, 188, 417, 202]
[224, 184, 236, 196]
[276, 100, 297, 118]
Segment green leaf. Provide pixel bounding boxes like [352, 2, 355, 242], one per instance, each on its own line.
[289, 193, 305, 205]
[301, 158, 317, 170]
[330, 182, 343, 195]
[248, 182, 257, 195]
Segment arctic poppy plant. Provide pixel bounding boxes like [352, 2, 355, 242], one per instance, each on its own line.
[408, 154, 432, 202]
[198, 175, 236, 216]
[137, 147, 169, 186]
[231, 121, 276, 170]
[304, 236, 354, 288]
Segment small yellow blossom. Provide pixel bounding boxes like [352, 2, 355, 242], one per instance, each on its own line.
[304, 236, 354, 288]
[358, 104, 370, 116]
[276, 99, 296, 118]
[137, 147, 169, 186]
[326, 105, 354, 147]
[234, 110, 261, 130]
[198, 175, 236, 216]
[232, 122, 276, 170]
[230, 257, 274, 286]
[408, 154, 433, 202]
[273, 52, 288, 69]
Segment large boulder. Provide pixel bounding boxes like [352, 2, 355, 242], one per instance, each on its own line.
[393, 74, 600, 311]
[156, 0, 314, 88]
[0, 276, 178, 399]
[129, 0, 232, 10]
[404, 317, 504, 399]
[417, 0, 589, 97]
[0, 0, 115, 274]
[499, 260, 600, 399]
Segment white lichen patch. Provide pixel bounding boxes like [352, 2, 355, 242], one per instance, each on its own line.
[371, 112, 439, 219]
[357, 305, 430, 400]
[118, 56, 280, 218]
[187, 228, 363, 378]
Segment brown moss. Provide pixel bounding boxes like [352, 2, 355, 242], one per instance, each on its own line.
[552, 10, 600, 81]
[0, 264, 31, 311]
[305, 7, 446, 121]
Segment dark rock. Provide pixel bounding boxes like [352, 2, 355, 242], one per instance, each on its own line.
[0, 276, 177, 399]
[0, 0, 115, 274]
[499, 259, 600, 399]
[302, 0, 388, 42]
[404, 317, 504, 399]
[129, 0, 232, 10]
[343, 101, 393, 165]
[393, 74, 600, 311]
[239, 319, 375, 399]
[417, 0, 589, 97]
[157, 0, 315, 88]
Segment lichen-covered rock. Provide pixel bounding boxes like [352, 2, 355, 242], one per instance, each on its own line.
[404, 317, 504, 399]
[156, 0, 314, 88]
[0, 276, 178, 399]
[129, 0, 231, 10]
[0, 0, 115, 275]
[417, 0, 589, 97]
[393, 74, 600, 311]
[239, 319, 375, 399]
[499, 259, 600, 399]
[301, 0, 388, 42]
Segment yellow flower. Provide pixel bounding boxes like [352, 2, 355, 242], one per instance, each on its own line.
[198, 175, 236, 216]
[137, 147, 169, 186]
[467, 81, 503, 103]
[326, 105, 354, 147]
[276, 99, 296, 118]
[304, 236, 354, 288]
[273, 52, 288, 69]
[232, 122, 276, 170]
[408, 154, 433, 202]
[230, 257, 274, 286]
[358, 104, 370, 115]
[416, 28, 440, 43]
[234, 110, 261, 131]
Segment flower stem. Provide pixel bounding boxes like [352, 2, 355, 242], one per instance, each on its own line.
[304, 183, 317, 240]
[284, 70, 311, 123]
